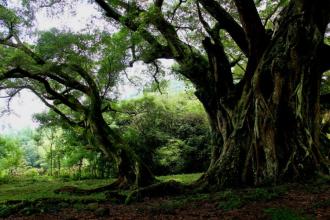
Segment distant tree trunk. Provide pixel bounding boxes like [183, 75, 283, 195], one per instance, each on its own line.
[78, 158, 83, 179]
[197, 1, 329, 190]
[50, 143, 53, 176]
[58, 156, 61, 176]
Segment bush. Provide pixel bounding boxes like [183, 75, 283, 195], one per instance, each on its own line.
[23, 168, 40, 178]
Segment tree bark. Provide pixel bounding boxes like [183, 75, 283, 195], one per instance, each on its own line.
[197, 0, 330, 190]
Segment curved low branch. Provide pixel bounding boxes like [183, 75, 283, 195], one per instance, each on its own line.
[0, 67, 86, 113]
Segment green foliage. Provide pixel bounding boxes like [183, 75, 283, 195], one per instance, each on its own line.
[31, 125, 114, 179]
[155, 139, 186, 172]
[23, 168, 40, 178]
[0, 204, 13, 218]
[0, 5, 20, 28]
[112, 92, 211, 175]
[0, 135, 25, 176]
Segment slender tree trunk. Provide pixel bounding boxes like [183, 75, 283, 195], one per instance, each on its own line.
[50, 143, 53, 176]
[58, 156, 61, 176]
[78, 158, 83, 179]
[197, 1, 329, 190]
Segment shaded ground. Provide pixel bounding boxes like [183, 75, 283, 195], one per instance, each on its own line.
[1, 181, 329, 220]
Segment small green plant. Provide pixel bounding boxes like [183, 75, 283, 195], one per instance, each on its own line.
[264, 208, 308, 220]
[217, 190, 243, 211]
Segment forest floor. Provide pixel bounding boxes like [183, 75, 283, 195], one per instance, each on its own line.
[0, 174, 329, 219]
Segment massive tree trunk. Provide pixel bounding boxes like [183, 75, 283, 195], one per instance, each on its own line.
[197, 0, 330, 190]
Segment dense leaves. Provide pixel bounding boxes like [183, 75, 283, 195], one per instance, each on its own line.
[113, 92, 211, 175]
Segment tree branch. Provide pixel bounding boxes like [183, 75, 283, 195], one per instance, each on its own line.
[0, 32, 13, 44]
[198, 0, 249, 56]
[169, 0, 186, 22]
[233, 0, 267, 57]
[151, 61, 163, 94]
[13, 34, 45, 65]
[154, 0, 164, 9]
[202, 37, 233, 96]
[0, 84, 84, 127]
[95, 0, 173, 62]
[0, 67, 86, 113]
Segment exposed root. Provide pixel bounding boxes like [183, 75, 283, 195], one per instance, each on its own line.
[54, 177, 130, 195]
[125, 180, 188, 204]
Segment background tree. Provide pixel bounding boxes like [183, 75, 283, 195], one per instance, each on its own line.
[0, 135, 25, 177]
[0, 8, 154, 188]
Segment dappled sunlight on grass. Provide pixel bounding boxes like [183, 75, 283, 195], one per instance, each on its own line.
[157, 173, 202, 184]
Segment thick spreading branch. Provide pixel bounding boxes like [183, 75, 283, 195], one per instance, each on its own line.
[0, 36, 91, 94]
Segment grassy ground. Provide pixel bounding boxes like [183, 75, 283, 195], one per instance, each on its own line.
[0, 173, 202, 203]
[0, 174, 329, 219]
[0, 176, 113, 202]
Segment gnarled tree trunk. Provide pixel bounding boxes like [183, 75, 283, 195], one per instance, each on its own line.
[197, 0, 329, 190]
